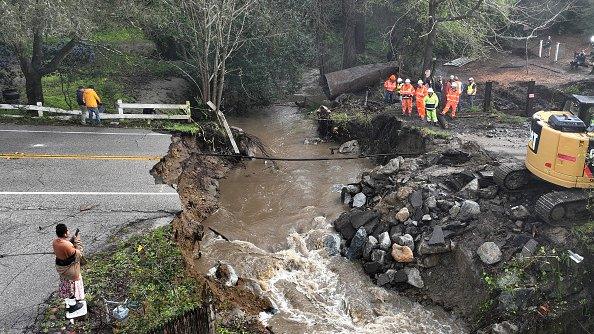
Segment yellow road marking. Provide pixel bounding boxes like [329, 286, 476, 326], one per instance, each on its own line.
[0, 152, 162, 161]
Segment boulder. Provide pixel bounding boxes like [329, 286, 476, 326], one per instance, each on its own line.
[457, 200, 480, 221]
[418, 239, 452, 255]
[391, 244, 414, 263]
[421, 214, 432, 224]
[459, 178, 479, 199]
[342, 193, 352, 206]
[333, 213, 356, 240]
[346, 228, 367, 260]
[352, 192, 367, 208]
[404, 267, 424, 288]
[519, 239, 538, 258]
[510, 205, 530, 220]
[344, 184, 361, 194]
[409, 190, 423, 209]
[378, 232, 391, 251]
[338, 140, 360, 154]
[427, 226, 445, 246]
[376, 269, 396, 286]
[377, 157, 403, 175]
[477, 242, 502, 264]
[489, 321, 519, 334]
[449, 202, 461, 217]
[370, 249, 387, 265]
[363, 261, 383, 275]
[396, 207, 410, 222]
[395, 234, 414, 249]
[363, 236, 378, 260]
[323, 234, 341, 256]
[351, 210, 379, 228]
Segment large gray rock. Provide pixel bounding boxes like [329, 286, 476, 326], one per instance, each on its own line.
[346, 228, 367, 260]
[519, 239, 538, 258]
[352, 192, 367, 208]
[363, 261, 383, 275]
[351, 210, 380, 229]
[490, 321, 519, 334]
[333, 213, 356, 240]
[395, 234, 414, 249]
[376, 269, 396, 286]
[510, 205, 530, 220]
[409, 190, 423, 209]
[404, 267, 424, 288]
[418, 239, 452, 255]
[425, 196, 437, 210]
[377, 157, 403, 175]
[323, 234, 341, 256]
[477, 242, 502, 264]
[363, 236, 378, 260]
[378, 232, 391, 251]
[207, 262, 239, 287]
[457, 200, 481, 221]
[338, 140, 360, 154]
[427, 226, 445, 246]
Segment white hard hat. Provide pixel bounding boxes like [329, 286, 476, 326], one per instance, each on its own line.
[405, 79, 411, 83]
[428, 88, 434, 93]
[469, 77, 474, 81]
[451, 82, 458, 88]
[450, 75, 455, 80]
[397, 78, 403, 83]
[418, 80, 424, 85]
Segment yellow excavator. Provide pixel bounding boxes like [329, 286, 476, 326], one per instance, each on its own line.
[494, 94, 594, 225]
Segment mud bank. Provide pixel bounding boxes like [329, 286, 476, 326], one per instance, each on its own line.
[151, 129, 274, 332]
[324, 118, 594, 333]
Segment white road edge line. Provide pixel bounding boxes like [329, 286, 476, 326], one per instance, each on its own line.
[0, 129, 170, 136]
[0, 192, 178, 195]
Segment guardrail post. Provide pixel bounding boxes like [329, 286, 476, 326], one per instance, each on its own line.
[554, 43, 560, 63]
[36, 102, 43, 117]
[117, 99, 124, 121]
[185, 101, 191, 123]
[538, 40, 543, 58]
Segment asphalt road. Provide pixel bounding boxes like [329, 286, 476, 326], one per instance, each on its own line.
[0, 125, 181, 333]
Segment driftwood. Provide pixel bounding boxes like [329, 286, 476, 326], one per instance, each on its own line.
[324, 62, 399, 99]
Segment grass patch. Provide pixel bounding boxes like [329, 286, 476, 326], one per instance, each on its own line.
[490, 111, 527, 125]
[93, 27, 148, 43]
[162, 121, 203, 135]
[39, 225, 202, 333]
[417, 126, 451, 139]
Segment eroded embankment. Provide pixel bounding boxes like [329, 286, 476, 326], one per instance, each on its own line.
[324, 114, 594, 333]
[150, 131, 273, 332]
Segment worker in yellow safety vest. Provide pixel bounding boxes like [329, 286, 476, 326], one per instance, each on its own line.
[424, 88, 439, 126]
[466, 77, 477, 110]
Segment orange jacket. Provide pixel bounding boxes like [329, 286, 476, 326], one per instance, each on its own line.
[446, 90, 460, 104]
[83, 89, 101, 108]
[384, 80, 397, 92]
[400, 83, 414, 97]
[415, 86, 428, 100]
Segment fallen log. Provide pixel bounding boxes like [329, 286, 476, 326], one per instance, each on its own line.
[324, 62, 399, 99]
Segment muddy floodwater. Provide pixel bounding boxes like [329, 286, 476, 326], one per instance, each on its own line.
[199, 106, 467, 333]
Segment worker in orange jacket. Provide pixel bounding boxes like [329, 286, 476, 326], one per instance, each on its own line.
[442, 82, 461, 118]
[414, 80, 428, 120]
[400, 79, 415, 116]
[383, 75, 397, 104]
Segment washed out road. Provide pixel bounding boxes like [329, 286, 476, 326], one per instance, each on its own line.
[0, 125, 181, 333]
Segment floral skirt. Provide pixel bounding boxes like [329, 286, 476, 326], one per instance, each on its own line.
[58, 277, 85, 300]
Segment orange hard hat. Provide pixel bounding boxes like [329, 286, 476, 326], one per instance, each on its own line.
[389, 75, 396, 81]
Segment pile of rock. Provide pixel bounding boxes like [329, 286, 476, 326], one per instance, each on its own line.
[333, 149, 496, 290]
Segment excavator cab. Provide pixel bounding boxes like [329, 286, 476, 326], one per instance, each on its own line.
[495, 94, 594, 224]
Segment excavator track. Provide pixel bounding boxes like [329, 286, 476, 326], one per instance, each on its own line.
[535, 190, 591, 225]
[493, 163, 531, 191]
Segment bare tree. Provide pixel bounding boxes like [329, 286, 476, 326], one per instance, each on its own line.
[160, 0, 260, 112]
[0, 0, 91, 104]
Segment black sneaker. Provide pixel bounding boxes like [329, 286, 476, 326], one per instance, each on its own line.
[67, 302, 84, 313]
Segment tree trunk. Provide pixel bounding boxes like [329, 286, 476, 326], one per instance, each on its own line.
[25, 71, 44, 104]
[314, 0, 327, 86]
[354, 16, 365, 54]
[341, 0, 356, 69]
[422, 0, 438, 74]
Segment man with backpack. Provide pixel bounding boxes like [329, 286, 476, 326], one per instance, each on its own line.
[76, 86, 87, 125]
[83, 85, 102, 126]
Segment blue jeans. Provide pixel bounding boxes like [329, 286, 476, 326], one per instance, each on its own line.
[384, 91, 395, 104]
[88, 108, 100, 125]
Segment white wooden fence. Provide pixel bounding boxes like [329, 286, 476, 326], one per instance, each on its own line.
[0, 100, 192, 121]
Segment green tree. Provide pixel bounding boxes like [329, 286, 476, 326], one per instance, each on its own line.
[0, 0, 92, 104]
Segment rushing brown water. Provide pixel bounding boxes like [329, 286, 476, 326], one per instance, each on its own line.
[199, 106, 468, 333]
